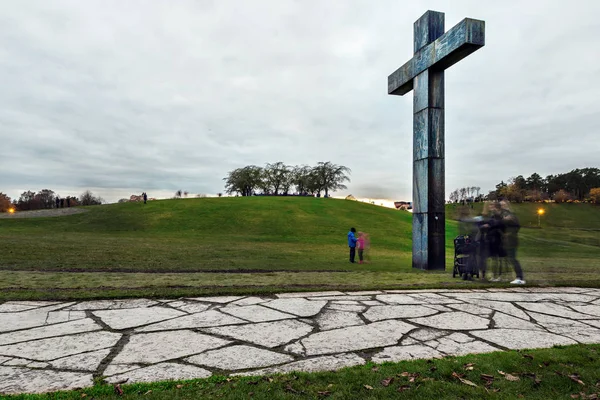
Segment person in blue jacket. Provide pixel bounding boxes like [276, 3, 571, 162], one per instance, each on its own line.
[347, 227, 358, 263]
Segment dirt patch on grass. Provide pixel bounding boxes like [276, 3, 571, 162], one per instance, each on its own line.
[0, 208, 88, 219]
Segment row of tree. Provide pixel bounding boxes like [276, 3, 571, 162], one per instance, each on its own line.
[0, 190, 104, 212]
[223, 162, 351, 197]
[450, 168, 600, 204]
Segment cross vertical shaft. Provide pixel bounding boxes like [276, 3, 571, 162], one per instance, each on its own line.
[412, 11, 445, 270]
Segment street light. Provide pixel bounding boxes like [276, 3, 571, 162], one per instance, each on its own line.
[8, 208, 15, 214]
[537, 208, 544, 227]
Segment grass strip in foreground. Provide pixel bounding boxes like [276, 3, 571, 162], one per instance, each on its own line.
[5, 344, 600, 399]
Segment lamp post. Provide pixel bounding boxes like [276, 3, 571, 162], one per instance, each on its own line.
[537, 208, 545, 228]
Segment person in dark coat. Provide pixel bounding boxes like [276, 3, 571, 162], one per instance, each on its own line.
[500, 201, 525, 284]
[55, 197, 60, 209]
[66, 197, 71, 207]
[60, 198, 64, 208]
[347, 227, 358, 263]
[143, 192, 147, 204]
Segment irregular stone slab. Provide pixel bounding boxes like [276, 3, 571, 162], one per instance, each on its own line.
[167, 301, 210, 314]
[316, 310, 364, 331]
[447, 303, 493, 316]
[517, 302, 595, 320]
[46, 311, 87, 325]
[103, 363, 143, 376]
[547, 326, 600, 344]
[583, 320, 600, 329]
[0, 331, 121, 361]
[4, 358, 29, 366]
[93, 307, 185, 330]
[136, 310, 246, 332]
[425, 304, 454, 312]
[410, 312, 489, 331]
[0, 318, 101, 346]
[0, 305, 75, 333]
[0, 356, 10, 365]
[3, 301, 62, 307]
[372, 344, 443, 363]
[571, 305, 600, 318]
[283, 341, 304, 354]
[50, 349, 110, 372]
[67, 299, 157, 311]
[187, 345, 293, 370]
[362, 300, 385, 306]
[331, 300, 360, 305]
[221, 305, 294, 322]
[406, 293, 462, 304]
[231, 297, 270, 306]
[453, 292, 597, 303]
[526, 312, 589, 328]
[0, 366, 93, 395]
[401, 337, 420, 345]
[262, 298, 326, 317]
[446, 332, 475, 343]
[310, 296, 372, 301]
[234, 353, 365, 376]
[276, 291, 345, 298]
[112, 330, 229, 364]
[345, 291, 382, 295]
[327, 304, 366, 313]
[431, 337, 499, 356]
[186, 296, 243, 304]
[376, 294, 429, 304]
[475, 300, 530, 320]
[471, 328, 576, 350]
[408, 328, 448, 342]
[0, 303, 41, 312]
[106, 363, 211, 384]
[300, 320, 415, 356]
[204, 320, 313, 348]
[27, 362, 50, 368]
[493, 312, 543, 331]
[363, 305, 437, 322]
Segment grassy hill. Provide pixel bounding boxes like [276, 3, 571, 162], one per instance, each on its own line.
[0, 197, 599, 300]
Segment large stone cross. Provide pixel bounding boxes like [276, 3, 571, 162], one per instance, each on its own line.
[388, 11, 485, 270]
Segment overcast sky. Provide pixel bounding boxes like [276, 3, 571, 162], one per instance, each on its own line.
[1, 0, 599, 203]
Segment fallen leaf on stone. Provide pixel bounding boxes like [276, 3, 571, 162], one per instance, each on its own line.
[505, 374, 520, 382]
[397, 385, 411, 392]
[569, 374, 585, 385]
[317, 391, 331, 397]
[364, 385, 374, 390]
[114, 384, 123, 396]
[381, 377, 394, 387]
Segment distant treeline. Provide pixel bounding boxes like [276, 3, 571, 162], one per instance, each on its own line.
[450, 168, 600, 204]
[0, 189, 104, 212]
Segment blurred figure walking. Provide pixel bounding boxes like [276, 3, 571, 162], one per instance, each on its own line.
[500, 201, 525, 284]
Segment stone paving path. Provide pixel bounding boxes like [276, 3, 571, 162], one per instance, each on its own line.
[2, 287, 600, 394]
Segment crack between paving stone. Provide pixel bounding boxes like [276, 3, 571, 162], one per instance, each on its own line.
[95, 333, 130, 380]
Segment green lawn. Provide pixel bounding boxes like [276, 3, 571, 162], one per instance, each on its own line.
[0, 197, 599, 300]
[6, 345, 600, 400]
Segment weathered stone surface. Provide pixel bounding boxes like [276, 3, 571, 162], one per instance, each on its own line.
[27, 362, 50, 368]
[221, 305, 295, 322]
[406, 293, 461, 304]
[409, 312, 489, 330]
[136, 310, 246, 332]
[475, 300, 530, 320]
[408, 328, 448, 342]
[186, 296, 243, 303]
[0, 356, 10, 365]
[230, 297, 270, 306]
[50, 349, 111, 372]
[372, 344, 443, 363]
[0, 366, 93, 394]
[0, 303, 40, 312]
[3, 358, 29, 366]
[276, 291, 345, 298]
[167, 301, 210, 314]
[447, 303, 493, 316]
[263, 298, 326, 317]
[103, 363, 143, 376]
[234, 353, 365, 376]
[205, 320, 313, 348]
[434, 338, 500, 356]
[46, 311, 87, 324]
[93, 307, 186, 330]
[547, 326, 600, 344]
[315, 310, 363, 331]
[362, 300, 385, 306]
[425, 304, 454, 312]
[112, 330, 229, 364]
[493, 312, 543, 331]
[517, 302, 595, 320]
[331, 300, 360, 305]
[363, 305, 437, 322]
[300, 320, 415, 356]
[526, 312, 589, 329]
[0, 318, 101, 346]
[376, 294, 429, 304]
[67, 299, 157, 311]
[471, 328, 576, 349]
[283, 341, 305, 354]
[327, 304, 366, 312]
[571, 305, 600, 318]
[0, 331, 121, 361]
[106, 363, 211, 384]
[310, 296, 371, 301]
[187, 345, 293, 370]
[584, 320, 600, 329]
[345, 291, 383, 295]
[0, 308, 76, 333]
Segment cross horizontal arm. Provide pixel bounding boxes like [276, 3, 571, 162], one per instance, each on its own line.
[388, 18, 485, 96]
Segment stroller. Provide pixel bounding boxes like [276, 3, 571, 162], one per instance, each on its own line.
[453, 235, 480, 280]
